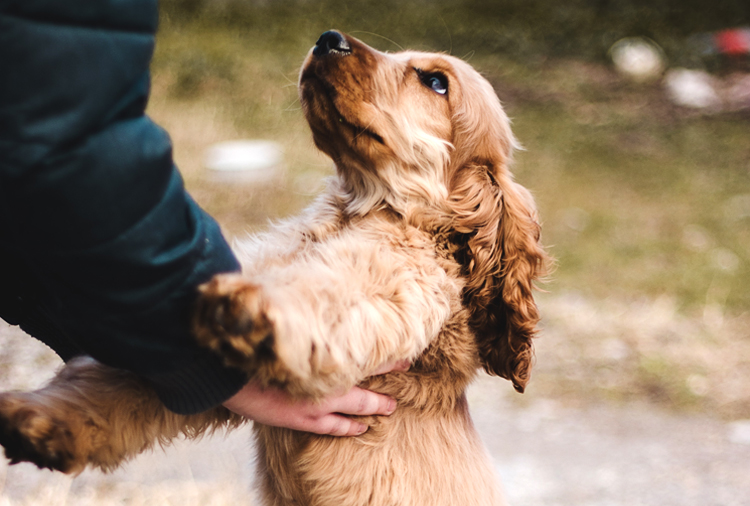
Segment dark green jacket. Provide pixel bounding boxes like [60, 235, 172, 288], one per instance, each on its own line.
[0, 0, 246, 414]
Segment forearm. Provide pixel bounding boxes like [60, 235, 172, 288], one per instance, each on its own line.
[0, 0, 246, 414]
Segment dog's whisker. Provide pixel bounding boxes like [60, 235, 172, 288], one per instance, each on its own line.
[349, 31, 405, 52]
[283, 97, 302, 112]
[437, 13, 453, 55]
[462, 50, 476, 63]
[278, 70, 298, 87]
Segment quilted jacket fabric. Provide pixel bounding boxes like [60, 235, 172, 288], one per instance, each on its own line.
[0, 0, 246, 414]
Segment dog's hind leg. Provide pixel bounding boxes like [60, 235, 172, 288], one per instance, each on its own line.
[0, 356, 242, 474]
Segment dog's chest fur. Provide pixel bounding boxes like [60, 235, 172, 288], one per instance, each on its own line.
[245, 197, 499, 506]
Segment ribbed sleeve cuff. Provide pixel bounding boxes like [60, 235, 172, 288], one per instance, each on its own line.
[143, 355, 247, 415]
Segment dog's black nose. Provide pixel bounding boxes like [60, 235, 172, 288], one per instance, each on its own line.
[313, 31, 351, 57]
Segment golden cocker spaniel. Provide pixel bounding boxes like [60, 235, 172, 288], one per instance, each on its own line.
[0, 31, 547, 506]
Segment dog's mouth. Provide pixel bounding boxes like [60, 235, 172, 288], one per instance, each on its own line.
[300, 72, 386, 147]
[336, 112, 385, 145]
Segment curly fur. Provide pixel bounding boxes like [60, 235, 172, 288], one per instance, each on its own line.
[0, 32, 547, 506]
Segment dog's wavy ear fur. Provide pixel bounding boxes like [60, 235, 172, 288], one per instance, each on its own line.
[447, 74, 547, 393]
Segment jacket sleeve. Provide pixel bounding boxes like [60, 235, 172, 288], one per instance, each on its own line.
[0, 0, 247, 414]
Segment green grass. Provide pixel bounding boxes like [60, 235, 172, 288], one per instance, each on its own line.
[503, 77, 750, 311]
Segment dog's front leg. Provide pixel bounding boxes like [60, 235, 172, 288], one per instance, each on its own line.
[195, 239, 460, 397]
[0, 356, 241, 474]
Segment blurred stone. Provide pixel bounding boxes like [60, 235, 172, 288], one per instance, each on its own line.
[686, 374, 709, 397]
[711, 248, 741, 272]
[724, 194, 750, 221]
[610, 38, 666, 82]
[664, 69, 722, 110]
[599, 337, 629, 362]
[682, 224, 712, 252]
[204, 140, 283, 183]
[728, 420, 750, 445]
[561, 207, 590, 232]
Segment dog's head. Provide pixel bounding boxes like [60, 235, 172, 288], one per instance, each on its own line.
[299, 31, 547, 392]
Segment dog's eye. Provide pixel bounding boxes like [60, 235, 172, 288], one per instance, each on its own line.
[417, 70, 448, 96]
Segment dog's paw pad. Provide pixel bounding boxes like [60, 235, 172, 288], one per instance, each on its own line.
[194, 275, 276, 369]
[0, 396, 78, 473]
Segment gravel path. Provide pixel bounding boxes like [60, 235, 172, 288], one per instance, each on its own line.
[471, 374, 750, 506]
[1, 322, 748, 505]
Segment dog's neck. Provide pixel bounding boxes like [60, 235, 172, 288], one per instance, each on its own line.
[333, 160, 452, 228]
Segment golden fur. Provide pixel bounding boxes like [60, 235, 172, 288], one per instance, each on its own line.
[0, 32, 547, 506]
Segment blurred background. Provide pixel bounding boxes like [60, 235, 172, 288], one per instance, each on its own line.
[1, 0, 750, 504]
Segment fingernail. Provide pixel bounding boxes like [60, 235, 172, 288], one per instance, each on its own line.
[386, 398, 396, 414]
[356, 423, 368, 435]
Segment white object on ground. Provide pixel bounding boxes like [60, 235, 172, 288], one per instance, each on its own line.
[204, 140, 283, 183]
[728, 420, 750, 445]
[664, 68, 722, 110]
[610, 37, 667, 82]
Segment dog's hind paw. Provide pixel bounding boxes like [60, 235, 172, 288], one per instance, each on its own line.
[0, 394, 81, 473]
[194, 274, 277, 371]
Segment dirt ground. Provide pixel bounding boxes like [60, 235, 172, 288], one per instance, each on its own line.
[1, 305, 749, 506]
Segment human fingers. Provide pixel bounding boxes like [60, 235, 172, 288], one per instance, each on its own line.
[370, 359, 411, 376]
[304, 413, 369, 437]
[322, 386, 396, 417]
[222, 382, 390, 435]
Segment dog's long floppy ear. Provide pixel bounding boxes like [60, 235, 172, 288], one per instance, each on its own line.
[448, 73, 547, 393]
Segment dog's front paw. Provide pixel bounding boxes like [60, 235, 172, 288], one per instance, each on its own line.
[0, 393, 82, 473]
[195, 274, 277, 371]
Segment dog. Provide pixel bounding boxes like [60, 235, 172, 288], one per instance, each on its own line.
[0, 31, 547, 506]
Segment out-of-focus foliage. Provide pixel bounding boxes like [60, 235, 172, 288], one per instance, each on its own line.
[160, 0, 750, 65]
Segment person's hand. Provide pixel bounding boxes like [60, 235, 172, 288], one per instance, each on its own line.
[223, 359, 410, 436]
